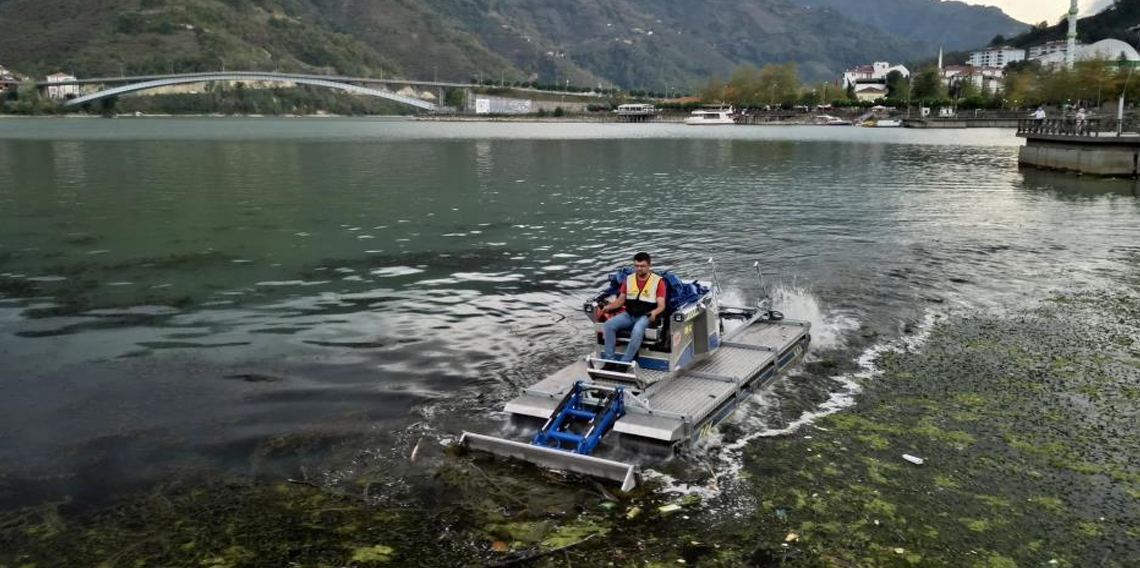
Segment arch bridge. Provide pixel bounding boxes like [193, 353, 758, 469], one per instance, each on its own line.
[61, 72, 441, 111]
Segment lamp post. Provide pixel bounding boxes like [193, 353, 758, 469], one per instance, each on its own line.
[1120, 24, 1140, 136]
[905, 73, 913, 118]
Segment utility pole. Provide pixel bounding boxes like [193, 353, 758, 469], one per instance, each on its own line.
[1121, 24, 1140, 135]
[906, 74, 913, 118]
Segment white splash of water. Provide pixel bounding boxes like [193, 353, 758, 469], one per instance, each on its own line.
[770, 282, 860, 351]
[647, 309, 942, 503]
[720, 282, 859, 352]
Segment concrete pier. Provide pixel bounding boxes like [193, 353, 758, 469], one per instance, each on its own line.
[903, 118, 1020, 129]
[1018, 119, 1140, 178]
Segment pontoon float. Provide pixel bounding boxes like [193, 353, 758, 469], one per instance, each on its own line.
[460, 261, 810, 491]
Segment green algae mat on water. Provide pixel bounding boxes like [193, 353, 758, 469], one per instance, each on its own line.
[1, 289, 1139, 567]
[739, 290, 1140, 568]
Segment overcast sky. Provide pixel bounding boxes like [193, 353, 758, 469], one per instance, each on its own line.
[970, 0, 1115, 25]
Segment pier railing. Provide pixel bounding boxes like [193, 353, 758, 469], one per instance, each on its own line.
[1018, 118, 1139, 137]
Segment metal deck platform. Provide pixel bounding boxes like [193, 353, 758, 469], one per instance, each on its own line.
[502, 317, 810, 447]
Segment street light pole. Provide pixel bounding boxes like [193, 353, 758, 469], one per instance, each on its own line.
[1120, 24, 1140, 135]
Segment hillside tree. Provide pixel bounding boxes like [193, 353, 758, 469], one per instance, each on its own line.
[758, 63, 800, 106]
[912, 67, 944, 99]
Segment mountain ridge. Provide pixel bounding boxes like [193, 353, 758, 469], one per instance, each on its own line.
[0, 0, 1026, 89]
[785, 0, 1027, 52]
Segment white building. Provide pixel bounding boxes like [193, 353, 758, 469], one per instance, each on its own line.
[1032, 38, 1140, 67]
[0, 65, 13, 92]
[45, 73, 79, 100]
[841, 61, 909, 90]
[942, 66, 1005, 95]
[967, 47, 1025, 68]
[1028, 40, 1073, 61]
[852, 84, 888, 102]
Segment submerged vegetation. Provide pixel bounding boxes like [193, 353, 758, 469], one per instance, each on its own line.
[742, 290, 1140, 567]
[3, 241, 1139, 567]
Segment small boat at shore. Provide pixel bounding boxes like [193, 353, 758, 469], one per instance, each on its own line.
[461, 261, 810, 490]
[816, 115, 852, 126]
[863, 118, 903, 128]
[685, 108, 736, 125]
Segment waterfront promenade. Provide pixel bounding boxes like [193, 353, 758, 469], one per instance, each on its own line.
[1018, 117, 1140, 177]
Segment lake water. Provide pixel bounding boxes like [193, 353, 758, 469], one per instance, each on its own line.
[1, 118, 1138, 513]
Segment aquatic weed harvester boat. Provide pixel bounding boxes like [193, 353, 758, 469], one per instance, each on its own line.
[461, 260, 810, 491]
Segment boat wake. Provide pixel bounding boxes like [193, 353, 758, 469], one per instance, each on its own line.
[646, 288, 940, 506]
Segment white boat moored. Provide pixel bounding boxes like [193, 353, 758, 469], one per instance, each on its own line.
[685, 108, 736, 125]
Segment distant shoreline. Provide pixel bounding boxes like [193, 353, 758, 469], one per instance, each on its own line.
[0, 113, 414, 119]
[0, 113, 1026, 128]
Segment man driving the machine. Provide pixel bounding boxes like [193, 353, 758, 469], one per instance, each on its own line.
[599, 252, 667, 365]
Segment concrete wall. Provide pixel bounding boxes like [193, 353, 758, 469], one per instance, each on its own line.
[904, 118, 1020, 128]
[1019, 139, 1140, 177]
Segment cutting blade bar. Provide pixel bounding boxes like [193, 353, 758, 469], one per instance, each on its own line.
[460, 432, 639, 492]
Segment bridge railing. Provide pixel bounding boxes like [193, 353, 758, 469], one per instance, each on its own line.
[1018, 118, 1140, 137]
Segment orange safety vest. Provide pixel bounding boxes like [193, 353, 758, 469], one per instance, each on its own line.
[625, 273, 662, 317]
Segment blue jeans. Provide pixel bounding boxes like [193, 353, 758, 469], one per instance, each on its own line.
[603, 312, 651, 363]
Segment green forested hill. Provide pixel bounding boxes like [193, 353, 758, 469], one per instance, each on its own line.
[0, 0, 405, 78]
[318, 0, 929, 87]
[785, 0, 1027, 52]
[0, 0, 1022, 89]
[1005, 0, 1140, 49]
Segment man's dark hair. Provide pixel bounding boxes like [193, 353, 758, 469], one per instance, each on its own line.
[633, 252, 651, 264]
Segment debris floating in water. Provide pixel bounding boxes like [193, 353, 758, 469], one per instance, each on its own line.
[409, 437, 422, 464]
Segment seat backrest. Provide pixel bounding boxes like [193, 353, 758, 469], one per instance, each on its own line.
[659, 271, 709, 313]
[605, 267, 635, 297]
